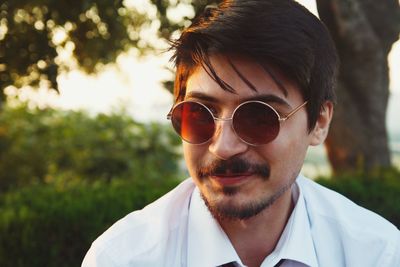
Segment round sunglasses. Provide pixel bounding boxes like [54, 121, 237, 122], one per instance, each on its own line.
[167, 100, 308, 146]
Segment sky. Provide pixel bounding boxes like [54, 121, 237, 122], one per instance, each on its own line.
[8, 0, 400, 133]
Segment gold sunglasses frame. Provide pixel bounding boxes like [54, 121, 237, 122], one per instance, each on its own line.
[167, 100, 308, 146]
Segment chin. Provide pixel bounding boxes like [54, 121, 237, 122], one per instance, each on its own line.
[201, 178, 294, 221]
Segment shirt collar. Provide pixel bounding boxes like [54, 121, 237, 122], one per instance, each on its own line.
[187, 177, 318, 267]
[261, 178, 318, 267]
[187, 187, 245, 267]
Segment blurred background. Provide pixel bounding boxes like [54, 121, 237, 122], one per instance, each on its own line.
[0, 0, 399, 266]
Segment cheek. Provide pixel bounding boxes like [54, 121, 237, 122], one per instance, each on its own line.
[183, 143, 203, 177]
[259, 133, 310, 175]
[272, 118, 311, 160]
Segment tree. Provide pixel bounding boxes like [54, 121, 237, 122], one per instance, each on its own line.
[0, 0, 150, 108]
[316, 0, 400, 174]
[0, 0, 213, 108]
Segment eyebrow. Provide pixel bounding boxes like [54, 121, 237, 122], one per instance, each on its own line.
[184, 91, 291, 108]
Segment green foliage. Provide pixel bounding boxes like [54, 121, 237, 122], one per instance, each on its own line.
[0, 102, 183, 267]
[0, 178, 180, 267]
[0, 0, 217, 104]
[0, 0, 148, 103]
[149, 0, 217, 39]
[317, 168, 400, 228]
[0, 103, 182, 192]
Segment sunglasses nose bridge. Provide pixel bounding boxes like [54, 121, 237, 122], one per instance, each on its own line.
[214, 117, 236, 135]
[211, 115, 248, 145]
[208, 116, 249, 159]
[213, 116, 235, 135]
[213, 117, 233, 122]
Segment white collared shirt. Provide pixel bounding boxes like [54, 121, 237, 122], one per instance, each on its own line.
[82, 175, 400, 267]
[187, 182, 317, 267]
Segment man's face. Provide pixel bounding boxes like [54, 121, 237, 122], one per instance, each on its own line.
[182, 54, 314, 221]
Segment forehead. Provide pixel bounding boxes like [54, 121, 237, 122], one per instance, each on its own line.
[185, 54, 301, 104]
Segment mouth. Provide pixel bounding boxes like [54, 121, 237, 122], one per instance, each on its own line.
[210, 172, 253, 186]
[198, 157, 271, 188]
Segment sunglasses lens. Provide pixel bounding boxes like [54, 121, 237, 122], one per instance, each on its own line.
[171, 102, 215, 144]
[233, 102, 280, 145]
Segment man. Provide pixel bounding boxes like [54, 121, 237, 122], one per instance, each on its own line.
[82, 1, 400, 266]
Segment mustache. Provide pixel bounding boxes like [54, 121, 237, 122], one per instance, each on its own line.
[197, 157, 270, 179]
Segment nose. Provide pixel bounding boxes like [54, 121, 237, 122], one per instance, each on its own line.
[208, 120, 249, 160]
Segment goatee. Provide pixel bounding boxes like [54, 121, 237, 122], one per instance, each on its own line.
[200, 180, 294, 221]
[197, 157, 293, 221]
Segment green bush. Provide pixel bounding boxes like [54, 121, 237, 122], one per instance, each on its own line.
[0, 104, 181, 191]
[0, 178, 180, 267]
[317, 168, 400, 228]
[0, 102, 183, 266]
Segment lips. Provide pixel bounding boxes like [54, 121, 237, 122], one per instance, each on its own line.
[210, 172, 253, 186]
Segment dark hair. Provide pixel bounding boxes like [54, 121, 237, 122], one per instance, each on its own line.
[170, 0, 338, 130]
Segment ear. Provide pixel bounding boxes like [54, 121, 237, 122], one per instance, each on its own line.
[309, 101, 334, 146]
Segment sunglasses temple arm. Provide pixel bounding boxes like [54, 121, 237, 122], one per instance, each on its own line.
[166, 107, 173, 120]
[280, 101, 308, 121]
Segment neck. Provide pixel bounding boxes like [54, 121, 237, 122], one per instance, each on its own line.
[218, 186, 295, 267]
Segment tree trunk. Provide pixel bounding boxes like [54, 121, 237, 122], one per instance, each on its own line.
[316, 0, 400, 174]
